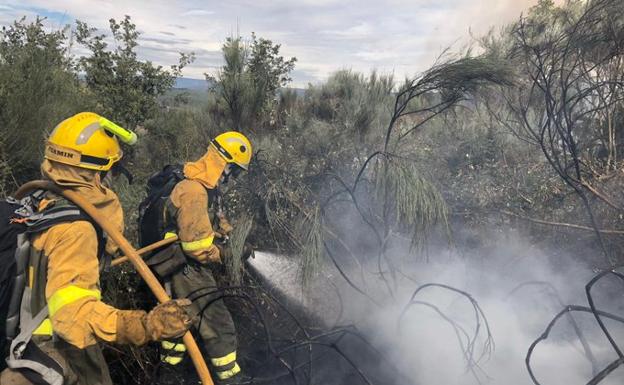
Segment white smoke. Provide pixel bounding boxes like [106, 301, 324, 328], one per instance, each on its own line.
[250, 229, 624, 385]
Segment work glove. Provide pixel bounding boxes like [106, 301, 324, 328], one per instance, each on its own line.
[217, 212, 234, 236]
[116, 299, 195, 346]
[146, 299, 195, 341]
[219, 217, 234, 237]
[189, 243, 221, 264]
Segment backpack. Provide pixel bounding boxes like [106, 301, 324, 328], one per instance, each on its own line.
[138, 165, 226, 278]
[0, 189, 102, 383]
[0, 198, 27, 355]
[138, 164, 185, 249]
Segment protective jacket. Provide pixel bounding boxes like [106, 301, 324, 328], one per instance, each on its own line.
[37, 160, 125, 350]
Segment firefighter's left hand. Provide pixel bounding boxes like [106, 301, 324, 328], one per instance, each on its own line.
[189, 244, 221, 264]
[217, 212, 234, 235]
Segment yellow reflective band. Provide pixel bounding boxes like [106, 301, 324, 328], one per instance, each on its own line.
[211, 351, 236, 367]
[161, 355, 183, 365]
[28, 266, 34, 288]
[48, 285, 101, 317]
[216, 363, 241, 380]
[181, 235, 214, 252]
[161, 341, 187, 352]
[164, 232, 177, 239]
[33, 318, 53, 336]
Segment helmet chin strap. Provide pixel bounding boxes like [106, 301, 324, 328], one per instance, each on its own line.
[102, 162, 134, 186]
[220, 165, 232, 185]
[220, 163, 243, 185]
[114, 163, 134, 184]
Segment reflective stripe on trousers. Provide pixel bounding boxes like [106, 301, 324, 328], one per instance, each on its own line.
[212, 351, 241, 380]
[160, 340, 187, 365]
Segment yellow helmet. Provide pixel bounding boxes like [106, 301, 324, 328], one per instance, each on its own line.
[45, 112, 137, 171]
[211, 131, 253, 170]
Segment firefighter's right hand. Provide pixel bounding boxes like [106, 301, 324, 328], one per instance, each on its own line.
[146, 299, 195, 341]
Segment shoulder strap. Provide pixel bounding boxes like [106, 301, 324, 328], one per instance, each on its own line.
[23, 192, 107, 263]
[6, 305, 64, 385]
[24, 206, 87, 234]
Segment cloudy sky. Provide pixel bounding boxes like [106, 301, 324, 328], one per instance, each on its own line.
[0, 0, 557, 87]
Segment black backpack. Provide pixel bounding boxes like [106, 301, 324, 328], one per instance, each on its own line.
[0, 199, 26, 356]
[0, 190, 101, 376]
[138, 164, 185, 248]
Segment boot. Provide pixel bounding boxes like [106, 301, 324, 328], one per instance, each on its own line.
[216, 372, 254, 385]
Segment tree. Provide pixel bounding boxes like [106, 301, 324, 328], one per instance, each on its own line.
[207, 34, 296, 131]
[247, 33, 297, 118]
[75, 15, 194, 129]
[0, 17, 88, 187]
[210, 36, 253, 130]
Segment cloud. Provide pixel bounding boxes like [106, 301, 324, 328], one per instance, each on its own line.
[182, 9, 215, 17]
[141, 35, 192, 45]
[0, 0, 552, 86]
[321, 21, 374, 40]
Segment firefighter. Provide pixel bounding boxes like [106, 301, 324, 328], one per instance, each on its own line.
[159, 132, 252, 384]
[0, 112, 194, 385]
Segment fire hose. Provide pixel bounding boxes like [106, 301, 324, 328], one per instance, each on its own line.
[15, 180, 214, 385]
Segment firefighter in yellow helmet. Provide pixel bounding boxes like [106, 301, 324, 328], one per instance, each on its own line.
[157, 132, 252, 384]
[0, 112, 194, 385]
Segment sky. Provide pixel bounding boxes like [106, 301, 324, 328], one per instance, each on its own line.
[0, 0, 560, 87]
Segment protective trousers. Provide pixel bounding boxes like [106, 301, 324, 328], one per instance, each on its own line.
[170, 262, 239, 378]
[0, 337, 113, 385]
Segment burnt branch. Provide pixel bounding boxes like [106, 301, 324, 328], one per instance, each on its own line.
[399, 283, 494, 384]
[527, 270, 624, 385]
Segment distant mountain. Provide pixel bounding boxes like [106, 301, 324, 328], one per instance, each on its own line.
[173, 77, 306, 96]
[174, 77, 211, 91]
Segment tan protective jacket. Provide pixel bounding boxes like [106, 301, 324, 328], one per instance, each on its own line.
[33, 160, 133, 348]
[167, 146, 226, 262]
[31, 221, 119, 348]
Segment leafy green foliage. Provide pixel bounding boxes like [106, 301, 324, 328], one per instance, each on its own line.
[208, 37, 253, 130]
[376, 158, 449, 249]
[248, 33, 297, 117]
[137, 106, 213, 172]
[0, 18, 89, 185]
[207, 34, 296, 130]
[75, 16, 194, 129]
[227, 215, 254, 285]
[296, 206, 324, 287]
